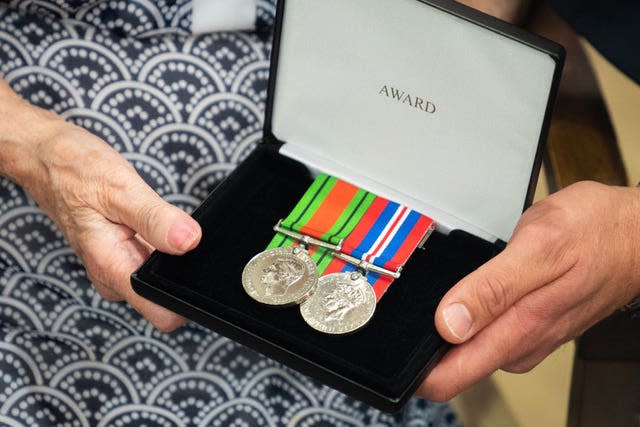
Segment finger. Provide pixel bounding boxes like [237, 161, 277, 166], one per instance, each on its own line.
[421, 270, 589, 401]
[134, 233, 155, 253]
[84, 224, 188, 332]
[502, 344, 559, 374]
[435, 228, 573, 344]
[500, 306, 575, 374]
[99, 171, 201, 255]
[97, 270, 188, 332]
[113, 233, 188, 332]
[93, 282, 123, 302]
[125, 290, 188, 333]
[419, 301, 540, 402]
[500, 282, 606, 374]
[93, 274, 187, 332]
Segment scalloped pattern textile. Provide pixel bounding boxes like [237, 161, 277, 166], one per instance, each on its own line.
[0, 2, 459, 426]
[4, 0, 277, 36]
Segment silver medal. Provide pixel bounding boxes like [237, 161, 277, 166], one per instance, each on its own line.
[300, 272, 377, 334]
[242, 246, 317, 306]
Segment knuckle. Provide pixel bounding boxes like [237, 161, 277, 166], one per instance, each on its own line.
[473, 270, 511, 318]
[82, 250, 126, 298]
[418, 381, 457, 403]
[569, 180, 602, 194]
[134, 300, 185, 334]
[515, 215, 578, 270]
[135, 200, 166, 235]
[520, 217, 567, 250]
[96, 169, 132, 213]
[502, 344, 550, 374]
[503, 308, 563, 374]
[86, 266, 120, 302]
[126, 299, 183, 333]
[524, 220, 555, 243]
[84, 260, 107, 287]
[150, 317, 181, 333]
[427, 389, 454, 403]
[94, 286, 121, 302]
[503, 359, 537, 374]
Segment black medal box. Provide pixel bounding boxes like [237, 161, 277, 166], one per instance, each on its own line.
[132, 0, 564, 412]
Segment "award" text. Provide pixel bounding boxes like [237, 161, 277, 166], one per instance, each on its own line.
[378, 85, 436, 114]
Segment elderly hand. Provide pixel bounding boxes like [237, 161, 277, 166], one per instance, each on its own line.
[418, 181, 640, 401]
[0, 80, 200, 332]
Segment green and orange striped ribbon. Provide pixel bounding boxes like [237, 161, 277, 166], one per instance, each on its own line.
[267, 174, 375, 275]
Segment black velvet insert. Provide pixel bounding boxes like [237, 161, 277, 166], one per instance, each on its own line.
[132, 143, 501, 410]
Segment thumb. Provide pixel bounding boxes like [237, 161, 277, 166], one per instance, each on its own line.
[101, 177, 201, 255]
[435, 233, 569, 344]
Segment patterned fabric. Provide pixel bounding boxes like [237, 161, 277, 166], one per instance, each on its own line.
[0, 2, 459, 426]
[2, 0, 277, 37]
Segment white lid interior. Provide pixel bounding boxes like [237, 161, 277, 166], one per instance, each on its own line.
[271, 0, 557, 242]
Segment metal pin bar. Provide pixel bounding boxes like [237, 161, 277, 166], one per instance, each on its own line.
[417, 223, 436, 249]
[331, 251, 402, 279]
[273, 220, 343, 251]
[273, 219, 404, 279]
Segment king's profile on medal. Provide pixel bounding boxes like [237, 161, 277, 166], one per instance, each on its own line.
[242, 247, 318, 306]
[322, 281, 367, 322]
[262, 256, 305, 298]
[301, 273, 377, 335]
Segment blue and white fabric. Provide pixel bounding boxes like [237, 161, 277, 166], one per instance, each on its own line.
[4, 0, 276, 36]
[0, 1, 459, 425]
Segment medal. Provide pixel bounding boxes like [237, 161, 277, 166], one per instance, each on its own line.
[243, 173, 435, 334]
[242, 175, 370, 305]
[242, 246, 318, 306]
[300, 271, 376, 334]
[300, 191, 435, 334]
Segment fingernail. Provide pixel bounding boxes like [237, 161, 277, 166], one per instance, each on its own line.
[168, 220, 199, 252]
[442, 303, 472, 340]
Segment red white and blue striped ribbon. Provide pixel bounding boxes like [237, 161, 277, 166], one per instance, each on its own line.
[321, 197, 434, 301]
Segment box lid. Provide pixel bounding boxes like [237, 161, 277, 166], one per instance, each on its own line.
[266, 0, 563, 242]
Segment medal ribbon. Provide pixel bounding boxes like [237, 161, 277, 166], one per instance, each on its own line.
[269, 174, 434, 301]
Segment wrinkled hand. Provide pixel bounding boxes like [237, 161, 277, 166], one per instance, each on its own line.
[10, 108, 201, 332]
[419, 181, 640, 402]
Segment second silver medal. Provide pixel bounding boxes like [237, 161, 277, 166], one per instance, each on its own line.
[300, 272, 377, 334]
